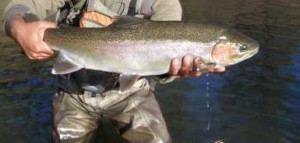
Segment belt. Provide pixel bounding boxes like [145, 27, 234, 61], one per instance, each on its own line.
[56, 69, 120, 94]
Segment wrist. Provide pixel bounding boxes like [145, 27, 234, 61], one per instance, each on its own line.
[6, 14, 26, 39]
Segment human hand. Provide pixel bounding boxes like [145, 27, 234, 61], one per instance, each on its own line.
[169, 55, 226, 77]
[7, 14, 56, 60]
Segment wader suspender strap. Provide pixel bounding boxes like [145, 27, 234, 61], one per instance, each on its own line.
[59, 0, 87, 25]
[60, 0, 154, 24]
[128, 0, 154, 17]
[140, 0, 153, 17]
[128, 0, 137, 16]
[65, 0, 80, 25]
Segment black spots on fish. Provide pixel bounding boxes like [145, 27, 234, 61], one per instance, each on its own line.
[179, 23, 226, 42]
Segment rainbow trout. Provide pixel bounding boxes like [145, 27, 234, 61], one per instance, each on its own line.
[43, 16, 259, 90]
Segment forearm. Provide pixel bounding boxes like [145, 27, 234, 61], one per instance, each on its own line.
[2, 1, 57, 60]
[3, 4, 30, 36]
[3, 0, 64, 35]
[4, 13, 26, 38]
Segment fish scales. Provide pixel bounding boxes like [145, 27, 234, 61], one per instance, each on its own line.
[44, 17, 259, 76]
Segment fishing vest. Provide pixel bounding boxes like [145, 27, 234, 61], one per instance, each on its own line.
[58, 0, 154, 27]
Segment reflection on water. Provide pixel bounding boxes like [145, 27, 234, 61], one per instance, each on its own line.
[0, 43, 54, 142]
[0, 0, 300, 142]
[159, 0, 300, 142]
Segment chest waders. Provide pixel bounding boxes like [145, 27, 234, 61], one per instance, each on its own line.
[52, 0, 171, 142]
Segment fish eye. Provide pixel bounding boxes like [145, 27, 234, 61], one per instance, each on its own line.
[239, 45, 247, 51]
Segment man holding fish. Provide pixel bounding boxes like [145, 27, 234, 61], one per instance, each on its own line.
[3, 0, 232, 142]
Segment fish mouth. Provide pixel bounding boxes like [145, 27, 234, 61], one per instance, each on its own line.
[231, 47, 259, 65]
[245, 47, 259, 58]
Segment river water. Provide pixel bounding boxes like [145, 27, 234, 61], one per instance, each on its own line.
[0, 0, 300, 142]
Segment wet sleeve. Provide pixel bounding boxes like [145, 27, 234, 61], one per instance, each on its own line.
[2, 0, 64, 34]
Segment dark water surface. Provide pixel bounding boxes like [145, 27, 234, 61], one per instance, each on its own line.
[1, 0, 300, 142]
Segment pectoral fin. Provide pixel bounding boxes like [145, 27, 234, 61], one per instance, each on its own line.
[52, 53, 83, 74]
[118, 74, 140, 92]
[196, 63, 217, 73]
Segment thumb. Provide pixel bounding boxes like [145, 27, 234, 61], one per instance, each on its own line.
[40, 21, 57, 29]
[37, 21, 56, 41]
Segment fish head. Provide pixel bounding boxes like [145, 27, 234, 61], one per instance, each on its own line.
[211, 29, 259, 66]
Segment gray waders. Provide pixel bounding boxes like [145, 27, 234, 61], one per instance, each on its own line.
[52, 78, 171, 143]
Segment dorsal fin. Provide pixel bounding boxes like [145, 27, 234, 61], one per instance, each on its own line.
[107, 16, 147, 28]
